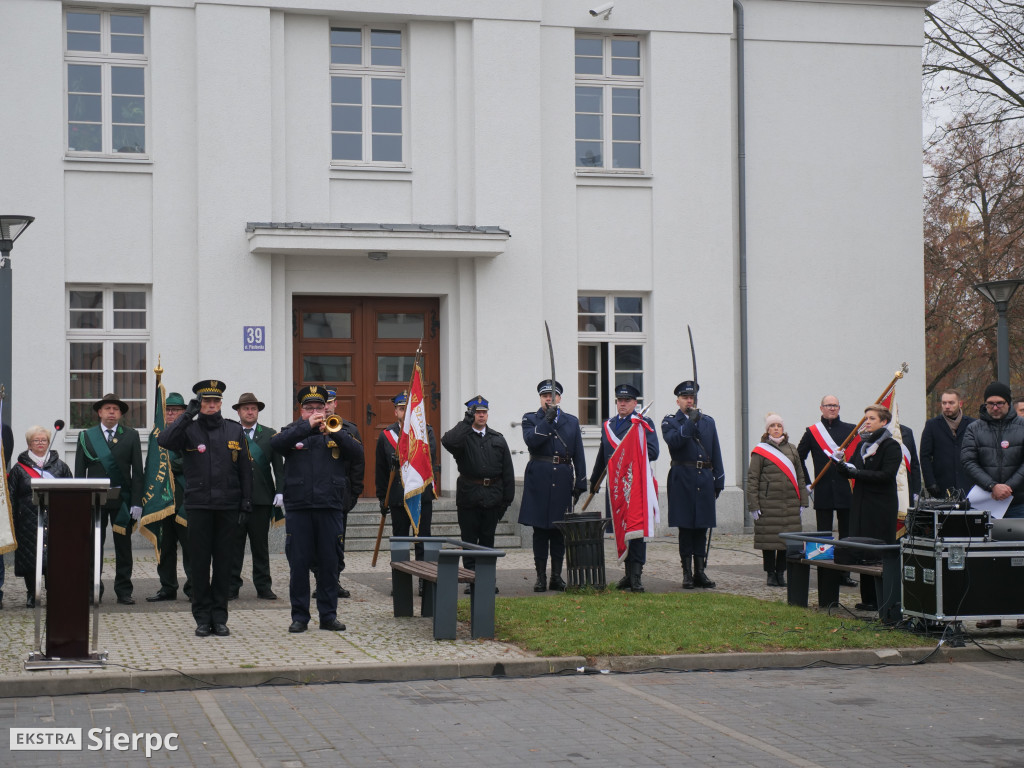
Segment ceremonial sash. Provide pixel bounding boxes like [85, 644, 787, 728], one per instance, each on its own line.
[808, 422, 856, 461]
[82, 426, 133, 533]
[384, 428, 399, 450]
[751, 443, 801, 499]
[900, 443, 912, 473]
[603, 420, 624, 448]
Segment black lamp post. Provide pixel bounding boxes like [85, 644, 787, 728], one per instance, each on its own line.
[0, 215, 35, 423]
[974, 278, 1024, 385]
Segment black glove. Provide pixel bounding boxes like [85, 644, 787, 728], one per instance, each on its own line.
[544, 405, 558, 423]
[572, 487, 583, 505]
[463, 408, 475, 425]
[389, 451, 400, 469]
[688, 408, 702, 424]
[926, 486, 942, 498]
[589, 480, 599, 496]
[185, 398, 201, 419]
[714, 488, 721, 500]
[238, 499, 252, 526]
[845, 465, 860, 479]
[379, 499, 389, 515]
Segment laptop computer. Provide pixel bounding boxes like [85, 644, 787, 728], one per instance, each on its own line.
[989, 518, 1024, 542]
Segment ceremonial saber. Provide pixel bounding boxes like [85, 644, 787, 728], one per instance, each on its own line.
[581, 401, 654, 511]
[810, 362, 908, 489]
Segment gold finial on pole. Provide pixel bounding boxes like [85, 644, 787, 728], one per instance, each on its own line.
[154, 354, 163, 386]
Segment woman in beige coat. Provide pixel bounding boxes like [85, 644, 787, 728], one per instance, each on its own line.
[747, 413, 809, 586]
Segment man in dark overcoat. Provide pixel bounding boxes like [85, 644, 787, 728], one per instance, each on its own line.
[518, 380, 587, 592]
[797, 394, 857, 587]
[920, 388, 975, 497]
[158, 380, 253, 637]
[442, 395, 514, 583]
[589, 383, 659, 592]
[661, 380, 724, 589]
[75, 392, 144, 604]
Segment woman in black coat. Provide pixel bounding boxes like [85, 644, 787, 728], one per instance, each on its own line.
[833, 405, 902, 611]
[7, 426, 73, 607]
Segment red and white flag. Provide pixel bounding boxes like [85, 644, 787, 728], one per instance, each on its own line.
[398, 362, 435, 534]
[608, 415, 659, 563]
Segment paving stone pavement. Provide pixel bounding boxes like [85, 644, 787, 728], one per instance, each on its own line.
[2, 533, 1023, 697]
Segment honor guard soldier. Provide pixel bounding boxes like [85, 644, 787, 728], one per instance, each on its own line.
[589, 383, 660, 592]
[272, 385, 363, 633]
[518, 380, 587, 592]
[376, 392, 437, 562]
[662, 381, 724, 589]
[230, 392, 284, 601]
[442, 396, 514, 590]
[75, 392, 144, 604]
[158, 381, 253, 637]
[147, 392, 192, 602]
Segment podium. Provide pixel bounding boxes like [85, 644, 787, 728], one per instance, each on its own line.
[25, 478, 111, 670]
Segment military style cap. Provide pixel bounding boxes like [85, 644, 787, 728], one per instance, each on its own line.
[93, 392, 129, 413]
[193, 380, 227, 399]
[165, 392, 186, 408]
[465, 395, 489, 412]
[297, 385, 327, 405]
[615, 383, 640, 400]
[537, 380, 563, 396]
[232, 392, 265, 411]
[674, 380, 699, 397]
[392, 392, 409, 406]
[326, 387, 337, 403]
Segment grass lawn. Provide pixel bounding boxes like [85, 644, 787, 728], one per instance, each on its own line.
[460, 590, 933, 656]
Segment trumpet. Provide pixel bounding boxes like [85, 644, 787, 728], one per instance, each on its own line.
[322, 414, 343, 434]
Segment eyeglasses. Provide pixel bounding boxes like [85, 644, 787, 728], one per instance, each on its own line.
[821, 404, 840, 409]
[29, 438, 49, 444]
[301, 405, 326, 413]
[985, 400, 1008, 408]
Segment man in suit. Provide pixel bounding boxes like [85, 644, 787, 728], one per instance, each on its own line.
[920, 389, 975, 497]
[899, 424, 922, 504]
[75, 392, 144, 604]
[230, 392, 284, 600]
[147, 392, 192, 602]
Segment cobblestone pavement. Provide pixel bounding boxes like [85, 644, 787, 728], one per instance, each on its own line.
[4, 662, 1024, 767]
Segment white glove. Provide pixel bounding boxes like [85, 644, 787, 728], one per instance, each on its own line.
[130, 505, 143, 521]
[799, 506, 806, 515]
[913, 493, 919, 505]
[830, 450, 844, 462]
[273, 493, 284, 508]
[751, 509, 761, 521]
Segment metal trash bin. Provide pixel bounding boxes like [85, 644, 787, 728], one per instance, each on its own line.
[554, 513, 607, 589]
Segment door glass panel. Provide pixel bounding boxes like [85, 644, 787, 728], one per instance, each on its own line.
[377, 313, 423, 339]
[303, 312, 351, 339]
[378, 356, 415, 382]
[303, 355, 351, 382]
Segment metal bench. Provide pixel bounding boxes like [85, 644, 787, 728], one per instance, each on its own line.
[390, 537, 505, 640]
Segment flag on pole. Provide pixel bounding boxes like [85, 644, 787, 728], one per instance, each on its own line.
[398, 362, 435, 534]
[889, 399, 912, 538]
[139, 379, 176, 559]
[0, 398, 16, 556]
[607, 414, 659, 563]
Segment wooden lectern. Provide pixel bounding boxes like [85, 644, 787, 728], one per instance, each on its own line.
[25, 478, 111, 670]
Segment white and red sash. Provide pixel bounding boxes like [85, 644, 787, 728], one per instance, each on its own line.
[384, 428, 399, 450]
[900, 443, 911, 473]
[751, 442, 801, 499]
[808, 422, 857, 461]
[604, 420, 624, 448]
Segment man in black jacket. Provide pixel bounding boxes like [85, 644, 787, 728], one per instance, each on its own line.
[158, 380, 253, 638]
[797, 394, 857, 587]
[442, 395, 514, 583]
[272, 385, 363, 634]
[920, 389, 975, 497]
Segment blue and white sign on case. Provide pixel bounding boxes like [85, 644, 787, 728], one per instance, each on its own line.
[243, 326, 265, 351]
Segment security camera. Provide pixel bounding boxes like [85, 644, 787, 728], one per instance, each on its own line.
[589, 2, 614, 20]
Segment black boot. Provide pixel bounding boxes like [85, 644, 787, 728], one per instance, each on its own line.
[616, 568, 631, 590]
[629, 562, 645, 593]
[775, 569, 787, 587]
[534, 569, 547, 592]
[693, 557, 716, 588]
[682, 557, 695, 590]
[766, 571, 778, 587]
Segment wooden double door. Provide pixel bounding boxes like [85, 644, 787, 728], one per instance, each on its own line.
[292, 296, 441, 497]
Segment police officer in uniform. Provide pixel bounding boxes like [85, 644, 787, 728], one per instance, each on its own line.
[442, 396, 514, 587]
[273, 385, 363, 633]
[75, 392, 144, 604]
[230, 392, 283, 600]
[662, 381, 724, 589]
[375, 392, 437, 561]
[147, 392, 192, 602]
[158, 381, 253, 637]
[519, 381, 587, 592]
[589, 383, 660, 592]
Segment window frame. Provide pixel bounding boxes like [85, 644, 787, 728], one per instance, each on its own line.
[63, 7, 149, 159]
[67, 285, 151, 432]
[329, 24, 409, 169]
[577, 292, 648, 429]
[574, 33, 645, 174]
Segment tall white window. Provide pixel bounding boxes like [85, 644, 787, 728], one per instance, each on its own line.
[330, 26, 406, 165]
[68, 287, 150, 429]
[575, 35, 643, 171]
[578, 294, 646, 427]
[64, 8, 148, 155]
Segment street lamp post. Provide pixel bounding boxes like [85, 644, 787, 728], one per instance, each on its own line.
[974, 278, 1024, 385]
[0, 215, 35, 423]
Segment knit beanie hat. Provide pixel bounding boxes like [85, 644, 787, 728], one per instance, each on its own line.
[765, 413, 784, 430]
[984, 381, 1012, 403]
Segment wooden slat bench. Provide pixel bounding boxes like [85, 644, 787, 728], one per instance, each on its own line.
[390, 537, 504, 640]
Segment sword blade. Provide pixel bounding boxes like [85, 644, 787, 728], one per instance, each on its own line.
[544, 321, 556, 396]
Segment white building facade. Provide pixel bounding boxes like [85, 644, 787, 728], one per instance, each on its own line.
[1, 0, 931, 531]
